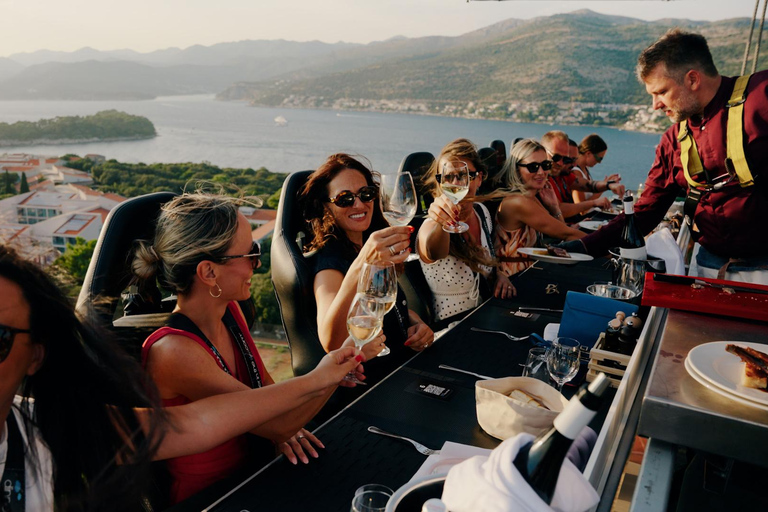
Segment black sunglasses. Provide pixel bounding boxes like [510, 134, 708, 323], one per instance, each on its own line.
[517, 160, 553, 173]
[217, 241, 261, 268]
[0, 324, 31, 363]
[435, 171, 480, 183]
[593, 153, 604, 163]
[327, 186, 378, 208]
[548, 152, 576, 165]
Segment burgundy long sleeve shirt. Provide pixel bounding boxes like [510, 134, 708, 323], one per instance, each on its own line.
[583, 71, 768, 259]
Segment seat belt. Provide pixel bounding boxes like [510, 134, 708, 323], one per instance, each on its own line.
[677, 74, 756, 236]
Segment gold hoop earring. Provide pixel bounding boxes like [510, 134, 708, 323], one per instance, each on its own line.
[209, 283, 222, 298]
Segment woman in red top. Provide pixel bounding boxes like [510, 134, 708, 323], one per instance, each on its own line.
[132, 192, 364, 504]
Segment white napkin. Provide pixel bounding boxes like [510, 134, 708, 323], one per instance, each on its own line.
[441, 434, 599, 512]
[544, 323, 560, 341]
[410, 441, 492, 482]
[646, 227, 685, 275]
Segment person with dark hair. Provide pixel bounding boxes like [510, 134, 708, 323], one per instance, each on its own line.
[131, 192, 369, 504]
[302, 153, 434, 380]
[571, 134, 621, 204]
[489, 139, 586, 277]
[562, 28, 768, 284]
[0, 244, 363, 511]
[540, 131, 620, 219]
[417, 138, 515, 327]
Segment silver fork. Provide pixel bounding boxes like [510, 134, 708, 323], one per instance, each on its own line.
[367, 426, 440, 455]
[470, 327, 529, 342]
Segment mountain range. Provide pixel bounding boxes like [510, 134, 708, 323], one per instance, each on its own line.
[0, 10, 765, 109]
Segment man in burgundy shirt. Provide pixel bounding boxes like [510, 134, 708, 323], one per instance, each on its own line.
[564, 29, 768, 283]
[541, 130, 617, 220]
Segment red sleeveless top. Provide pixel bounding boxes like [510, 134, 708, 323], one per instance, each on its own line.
[141, 302, 270, 504]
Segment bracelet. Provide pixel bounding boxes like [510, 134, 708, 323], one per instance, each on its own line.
[605, 180, 617, 189]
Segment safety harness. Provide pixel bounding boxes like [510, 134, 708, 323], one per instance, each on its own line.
[677, 74, 757, 236]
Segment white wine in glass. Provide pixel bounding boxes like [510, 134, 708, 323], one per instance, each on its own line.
[439, 161, 470, 233]
[358, 262, 397, 357]
[343, 294, 383, 385]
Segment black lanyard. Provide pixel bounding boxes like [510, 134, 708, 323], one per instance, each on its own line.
[167, 309, 263, 389]
[473, 203, 496, 260]
[1, 412, 25, 512]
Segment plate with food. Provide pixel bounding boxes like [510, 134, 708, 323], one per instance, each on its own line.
[518, 246, 594, 265]
[578, 220, 610, 231]
[686, 341, 768, 407]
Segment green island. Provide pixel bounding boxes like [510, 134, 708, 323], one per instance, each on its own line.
[0, 110, 157, 146]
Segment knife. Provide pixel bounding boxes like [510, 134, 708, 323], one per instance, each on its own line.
[517, 307, 564, 313]
[652, 273, 768, 295]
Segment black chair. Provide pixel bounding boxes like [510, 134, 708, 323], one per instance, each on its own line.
[398, 152, 435, 215]
[477, 147, 500, 195]
[271, 170, 326, 378]
[76, 191, 178, 360]
[398, 259, 434, 329]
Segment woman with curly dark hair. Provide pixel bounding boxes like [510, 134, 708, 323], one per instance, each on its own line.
[301, 153, 434, 384]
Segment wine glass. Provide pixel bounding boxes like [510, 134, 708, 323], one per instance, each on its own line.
[358, 262, 397, 357]
[343, 293, 383, 385]
[546, 337, 581, 391]
[380, 172, 417, 228]
[439, 160, 470, 233]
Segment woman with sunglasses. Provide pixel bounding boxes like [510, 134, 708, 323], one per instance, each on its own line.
[417, 138, 516, 328]
[492, 139, 586, 276]
[301, 154, 434, 382]
[0, 244, 363, 511]
[571, 134, 620, 204]
[131, 192, 365, 504]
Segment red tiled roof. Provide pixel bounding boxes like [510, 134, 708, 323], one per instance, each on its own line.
[251, 220, 275, 241]
[87, 207, 111, 223]
[244, 209, 278, 221]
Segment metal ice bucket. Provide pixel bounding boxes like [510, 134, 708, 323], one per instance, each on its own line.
[608, 249, 666, 294]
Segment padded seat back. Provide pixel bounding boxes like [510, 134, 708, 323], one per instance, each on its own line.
[398, 152, 435, 215]
[271, 171, 325, 377]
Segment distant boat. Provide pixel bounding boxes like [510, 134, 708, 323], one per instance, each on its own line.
[274, 116, 288, 127]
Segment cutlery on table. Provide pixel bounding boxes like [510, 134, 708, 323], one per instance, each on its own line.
[470, 327, 530, 342]
[517, 307, 564, 314]
[438, 364, 493, 380]
[652, 273, 768, 295]
[367, 426, 440, 455]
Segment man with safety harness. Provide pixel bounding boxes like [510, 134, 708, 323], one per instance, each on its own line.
[563, 28, 768, 284]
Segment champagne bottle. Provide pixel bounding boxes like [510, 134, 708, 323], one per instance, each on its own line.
[512, 373, 610, 504]
[619, 191, 647, 260]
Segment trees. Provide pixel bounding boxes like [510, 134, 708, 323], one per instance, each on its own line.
[19, 173, 29, 193]
[2, 171, 13, 195]
[53, 237, 97, 285]
[0, 110, 156, 144]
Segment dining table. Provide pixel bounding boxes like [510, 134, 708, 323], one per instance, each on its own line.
[168, 257, 620, 512]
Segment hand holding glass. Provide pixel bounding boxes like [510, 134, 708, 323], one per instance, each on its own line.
[358, 262, 397, 357]
[343, 294, 383, 385]
[546, 337, 581, 391]
[439, 161, 470, 233]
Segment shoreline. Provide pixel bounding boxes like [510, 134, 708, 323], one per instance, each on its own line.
[0, 134, 156, 148]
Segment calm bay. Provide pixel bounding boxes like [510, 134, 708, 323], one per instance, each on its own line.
[0, 95, 662, 188]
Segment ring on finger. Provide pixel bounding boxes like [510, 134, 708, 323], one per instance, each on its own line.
[388, 245, 396, 256]
[297, 435, 306, 441]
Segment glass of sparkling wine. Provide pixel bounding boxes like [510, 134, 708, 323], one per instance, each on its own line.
[439, 160, 470, 233]
[358, 262, 397, 357]
[344, 293, 383, 385]
[380, 172, 418, 228]
[546, 337, 581, 392]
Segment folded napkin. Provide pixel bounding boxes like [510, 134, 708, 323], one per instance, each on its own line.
[442, 433, 599, 512]
[410, 441, 492, 482]
[646, 228, 684, 276]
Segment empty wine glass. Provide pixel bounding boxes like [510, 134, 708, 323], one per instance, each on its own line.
[343, 294, 383, 385]
[380, 172, 417, 227]
[438, 160, 470, 233]
[546, 337, 581, 391]
[358, 262, 397, 357]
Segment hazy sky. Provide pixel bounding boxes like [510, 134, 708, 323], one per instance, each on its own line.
[1, 0, 763, 57]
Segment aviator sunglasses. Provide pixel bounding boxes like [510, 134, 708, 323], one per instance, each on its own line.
[0, 324, 31, 363]
[517, 160, 553, 173]
[548, 152, 576, 165]
[327, 185, 379, 208]
[217, 241, 262, 268]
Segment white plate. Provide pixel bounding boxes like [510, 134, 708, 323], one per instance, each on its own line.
[578, 220, 609, 231]
[684, 358, 768, 411]
[686, 341, 768, 407]
[518, 247, 594, 265]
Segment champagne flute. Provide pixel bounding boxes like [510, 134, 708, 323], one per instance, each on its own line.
[546, 337, 581, 392]
[358, 262, 397, 357]
[439, 160, 470, 233]
[343, 294, 383, 385]
[380, 172, 418, 227]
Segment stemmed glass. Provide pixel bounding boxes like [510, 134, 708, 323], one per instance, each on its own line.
[380, 172, 417, 228]
[438, 160, 470, 233]
[358, 262, 397, 357]
[343, 293, 384, 385]
[546, 337, 581, 392]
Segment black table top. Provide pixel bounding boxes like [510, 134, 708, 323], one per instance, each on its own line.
[169, 259, 614, 512]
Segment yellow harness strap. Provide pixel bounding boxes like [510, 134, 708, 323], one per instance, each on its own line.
[678, 74, 755, 190]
